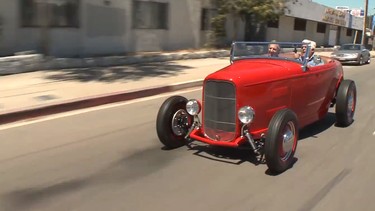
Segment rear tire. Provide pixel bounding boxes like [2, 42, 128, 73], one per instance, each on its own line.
[265, 109, 299, 174]
[335, 80, 356, 127]
[156, 96, 191, 149]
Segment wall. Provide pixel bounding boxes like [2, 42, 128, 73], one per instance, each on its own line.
[0, 1, 18, 56]
[167, 0, 201, 50]
[274, 16, 294, 42]
[131, 0, 202, 52]
[339, 27, 355, 44]
[81, 0, 128, 56]
[0, 0, 366, 57]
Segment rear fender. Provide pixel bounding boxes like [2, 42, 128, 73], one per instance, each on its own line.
[332, 63, 344, 106]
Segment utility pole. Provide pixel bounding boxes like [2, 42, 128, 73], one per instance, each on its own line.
[361, 0, 369, 45]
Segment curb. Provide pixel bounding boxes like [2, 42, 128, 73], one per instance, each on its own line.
[0, 80, 203, 125]
[0, 50, 230, 76]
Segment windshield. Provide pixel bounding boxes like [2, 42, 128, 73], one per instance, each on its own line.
[341, 45, 360, 50]
[230, 42, 310, 63]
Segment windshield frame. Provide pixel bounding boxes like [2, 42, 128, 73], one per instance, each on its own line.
[230, 41, 311, 62]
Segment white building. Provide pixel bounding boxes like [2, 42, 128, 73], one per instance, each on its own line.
[0, 0, 365, 57]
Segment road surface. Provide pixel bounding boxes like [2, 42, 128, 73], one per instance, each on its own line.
[0, 64, 374, 211]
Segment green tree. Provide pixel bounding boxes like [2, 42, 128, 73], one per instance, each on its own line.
[209, 0, 287, 46]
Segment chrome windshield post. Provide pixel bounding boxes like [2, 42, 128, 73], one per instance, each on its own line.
[301, 44, 311, 72]
[230, 42, 235, 64]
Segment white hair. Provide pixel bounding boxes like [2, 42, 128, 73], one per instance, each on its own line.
[302, 39, 316, 49]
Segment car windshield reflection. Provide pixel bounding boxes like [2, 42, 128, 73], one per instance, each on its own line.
[231, 42, 307, 63]
[341, 44, 360, 50]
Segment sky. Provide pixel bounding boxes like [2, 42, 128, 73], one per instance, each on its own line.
[313, 0, 375, 14]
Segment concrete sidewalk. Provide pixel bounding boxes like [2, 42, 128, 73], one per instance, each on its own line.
[0, 57, 230, 125]
[0, 50, 367, 125]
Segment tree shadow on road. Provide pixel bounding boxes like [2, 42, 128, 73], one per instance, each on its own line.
[43, 61, 193, 83]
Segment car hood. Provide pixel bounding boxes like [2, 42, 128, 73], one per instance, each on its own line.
[205, 59, 301, 86]
[334, 50, 361, 54]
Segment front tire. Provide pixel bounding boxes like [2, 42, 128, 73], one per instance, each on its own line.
[358, 56, 363, 65]
[366, 55, 371, 64]
[335, 80, 356, 127]
[156, 96, 191, 149]
[265, 109, 299, 174]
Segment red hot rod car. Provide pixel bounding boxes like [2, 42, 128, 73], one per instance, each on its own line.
[156, 41, 356, 174]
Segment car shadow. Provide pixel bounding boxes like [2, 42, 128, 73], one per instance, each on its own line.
[186, 142, 261, 166]
[186, 143, 299, 176]
[298, 112, 336, 141]
[264, 157, 298, 176]
[177, 112, 339, 174]
[341, 63, 361, 66]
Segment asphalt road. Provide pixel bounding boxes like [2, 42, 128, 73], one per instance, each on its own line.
[0, 63, 375, 211]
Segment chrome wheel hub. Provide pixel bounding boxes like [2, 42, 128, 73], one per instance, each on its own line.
[171, 109, 189, 136]
[281, 122, 296, 161]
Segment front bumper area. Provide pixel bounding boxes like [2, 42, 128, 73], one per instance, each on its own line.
[332, 57, 359, 64]
[189, 128, 247, 147]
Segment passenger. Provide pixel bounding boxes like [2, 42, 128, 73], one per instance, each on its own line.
[268, 43, 280, 57]
[295, 39, 324, 67]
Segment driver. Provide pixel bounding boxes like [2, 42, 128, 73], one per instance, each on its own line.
[295, 39, 324, 67]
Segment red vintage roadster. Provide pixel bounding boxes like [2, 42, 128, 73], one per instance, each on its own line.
[156, 41, 356, 174]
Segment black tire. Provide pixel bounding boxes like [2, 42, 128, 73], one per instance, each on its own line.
[156, 96, 191, 149]
[358, 56, 363, 65]
[366, 55, 371, 64]
[335, 80, 356, 127]
[265, 109, 299, 174]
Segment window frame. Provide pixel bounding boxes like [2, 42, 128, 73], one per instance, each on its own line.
[19, 0, 80, 28]
[267, 19, 279, 28]
[201, 8, 217, 31]
[294, 18, 306, 31]
[132, 0, 169, 30]
[316, 22, 326, 33]
[346, 28, 353, 37]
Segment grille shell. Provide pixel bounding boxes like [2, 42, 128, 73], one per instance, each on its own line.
[203, 81, 237, 141]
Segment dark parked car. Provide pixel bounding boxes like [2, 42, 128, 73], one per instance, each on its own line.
[156, 41, 357, 174]
[331, 44, 371, 65]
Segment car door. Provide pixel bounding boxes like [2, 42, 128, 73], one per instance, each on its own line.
[304, 62, 337, 122]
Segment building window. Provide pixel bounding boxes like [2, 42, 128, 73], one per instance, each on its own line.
[346, 28, 353, 36]
[201, 8, 217, 30]
[20, 0, 79, 28]
[294, 18, 306, 31]
[267, 19, 279, 28]
[317, 22, 326, 33]
[133, 1, 169, 29]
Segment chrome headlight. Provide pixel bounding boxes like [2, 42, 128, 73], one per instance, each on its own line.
[238, 106, 255, 124]
[186, 99, 201, 115]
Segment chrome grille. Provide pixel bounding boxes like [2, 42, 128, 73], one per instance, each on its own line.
[204, 81, 236, 141]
